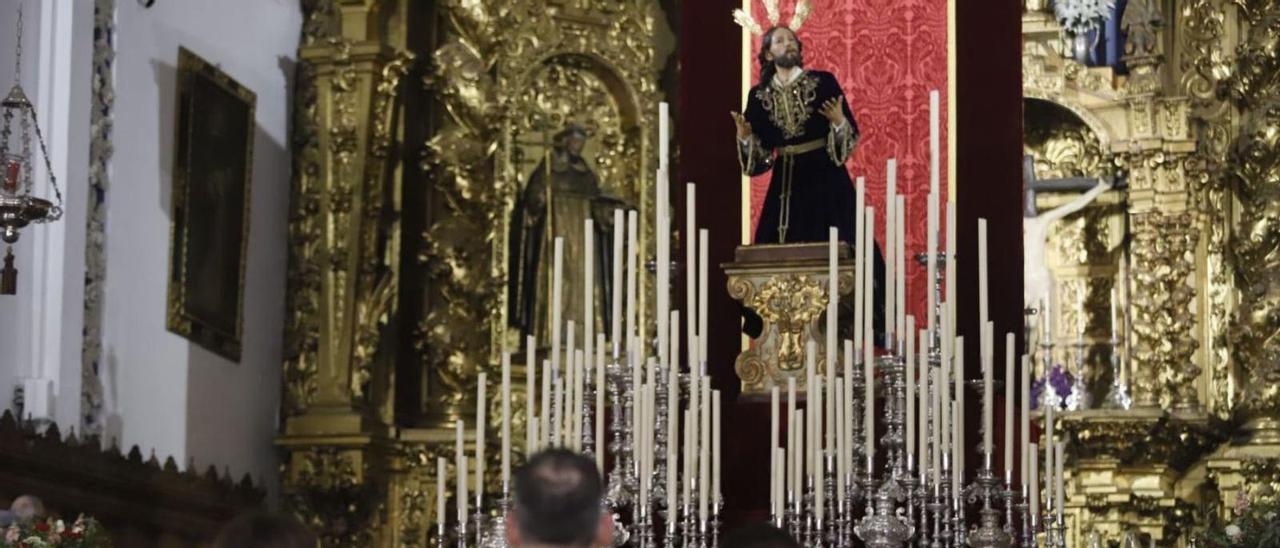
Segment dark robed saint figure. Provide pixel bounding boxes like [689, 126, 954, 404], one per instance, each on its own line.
[508, 125, 619, 346]
[732, 26, 885, 341]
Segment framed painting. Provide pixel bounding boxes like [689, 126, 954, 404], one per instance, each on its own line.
[166, 47, 256, 361]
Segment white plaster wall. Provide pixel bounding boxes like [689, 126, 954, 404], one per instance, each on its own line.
[103, 0, 299, 496]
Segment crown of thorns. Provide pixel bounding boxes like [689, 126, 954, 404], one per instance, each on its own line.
[732, 0, 812, 36]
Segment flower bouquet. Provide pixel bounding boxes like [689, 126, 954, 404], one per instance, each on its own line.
[1202, 489, 1280, 547]
[1031, 363, 1074, 411]
[2, 516, 111, 548]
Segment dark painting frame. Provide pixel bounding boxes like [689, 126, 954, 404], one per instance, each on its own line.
[166, 47, 256, 361]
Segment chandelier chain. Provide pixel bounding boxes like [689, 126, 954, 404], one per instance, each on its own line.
[13, 1, 22, 84]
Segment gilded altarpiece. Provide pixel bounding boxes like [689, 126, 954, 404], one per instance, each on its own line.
[1023, 0, 1280, 545]
[276, 1, 669, 545]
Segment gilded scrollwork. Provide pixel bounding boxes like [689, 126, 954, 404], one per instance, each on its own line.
[1129, 211, 1200, 409]
[752, 274, 828, 376]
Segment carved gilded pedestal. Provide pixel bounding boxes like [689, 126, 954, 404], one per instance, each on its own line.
[723, 244, 855, 394]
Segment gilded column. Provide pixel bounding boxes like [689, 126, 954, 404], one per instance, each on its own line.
[279, 1, 413, 545]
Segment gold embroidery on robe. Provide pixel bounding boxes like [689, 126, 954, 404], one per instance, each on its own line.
[755, 72, 820, 140]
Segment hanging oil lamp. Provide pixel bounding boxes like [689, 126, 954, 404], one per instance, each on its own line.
[0, 2, 65, 294]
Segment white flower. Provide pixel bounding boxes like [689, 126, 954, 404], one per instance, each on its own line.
[54, 519, 65, 534]
[1226, 524, 1243, 541]
[1053, 0, 1115, 34]
[21, 536, 48, 547]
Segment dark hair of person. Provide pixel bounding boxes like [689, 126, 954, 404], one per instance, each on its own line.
[513, 448, 603, 546]
[213, 511, 317, 548]
[721, 522, 802, 548]
[758, 26, 805, 84]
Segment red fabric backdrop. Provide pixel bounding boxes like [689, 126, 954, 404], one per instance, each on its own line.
[747, 0, 949, 322]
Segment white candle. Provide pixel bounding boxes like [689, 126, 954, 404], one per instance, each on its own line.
[584, 219, 595, 393]
[1021, 355, 1031, 488]
[552, 238, 564, 376]
[1055, 441, 1066, 525]
[1045, 404, 1055, 514]
[597, 335, 606, 472]
[656, 174, 668, 371]
[806, 345, 816, 482]
[699, 229, 709, 364]
[683, 410, 692, 517]
[854, 178, 866, 355]
[612, 209, 624, 355]
[553, 373, 564, 447]
[885, 161, 896, 346]
[713, 390, 722, 503]
[927, 192, 939, 336]
[794, 409, 803, 511]
[952, 400, 962, 495]
[700, 384, 711, 524]
[864, 213, 875, 470]
[931, 366, 941, 487]
[456, 420, 467, 523]
[940, 318, 951, 458]
[906, 315, 916, 466]
[541, 360, 551, 449]
[563, 323, 575, 448]
[1029, 442, 1040, 526]
[476, 373, 486, 509]
[502, 353, 511, 493]
[979, 218, 988, 327]
[771, 385, 779, 514]
[955, 336, 965, 477]
[787, 376, 796, 499]
[436, 457, 447, 531]
[775, 448, 786, 526]
[1005, 333, 1015, 481]
[575, 349, 586, 450]
[930, 90, 941, 199]
[526, 335, 536, 455]
[836, 376, 846, 501]
[667, 312, 679, 513]
[919, 329, 930, 482]
[686, 183, 697, 372]
[843, 339, 854, 471]
[896, 196, 906, 347]
[985, 331, 995, 463]
[946, 201, 957, 335]
[827, 227, 838, 449]
[626, 211, 638, 355]
[659, 102, 669, 168]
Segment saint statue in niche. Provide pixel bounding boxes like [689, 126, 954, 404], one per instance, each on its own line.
[508, 123, 623, 346]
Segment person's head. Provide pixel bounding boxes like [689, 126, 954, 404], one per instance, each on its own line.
[508, 449, 610, 547]
[214, 511, 316, 548]
[721, 522, 801, 548]
[554, 124, 589, 158]
[9, 495, 45, 525]
[758, 26, 804, 83]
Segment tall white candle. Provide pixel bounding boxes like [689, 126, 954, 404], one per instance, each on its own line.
[1029, 442, 1040, 526]
[502, 353, 511, 493]
[1055, 442, 1066, 525]
[843, 339, 854, 470]
[612, 209, 624, 355]
[683, 409, 692, 517]
[713, 390, 722, 503]
[775, 447, 786, 526]
[920, 329, 930, 482]
[700, 384, 711, 524]
[563, 323, 575, 448]
[1005, 333, 1015, 481]
[659, 102, 669, 168]
[526, 335, 536, 455]
[541, 360, 552, 449]
[930, 90, 941, 199]
[626, 211, 638, 355]
[927, 192, 939, 336]
[656, 174, 668, 371]
[955, 336, 966, 477]
[585, 219, 595, 392]
[806, 345, 816, 482]
[667, 312, 679, 512]
[985, 331, 995, 463]
[575, 349, 586, 450]
[979, 218, 988, 327]
[931, 367, 941, 487]
[906, 315, 916, 466]
[771, 384, 779, 513]
[476, 372, 486, 509]
[787, 376, 796, 498]
[854, 178, 866, 354]
[827, 227, 839, 449]
[885, 161, 896, 346]
[597, 335, 606, 472]
[552, 238, 564, 377]
[896, 196, 906, 346]
[1021, 355, 1031, 488]
[952, 400, 962, 495]
[1045, 404, 1055, 514]
[946, 201, 957, 335]
[686, 183, 697, 371]
[836, 376, 846, 501]
[940, 317, 951, 458]
[794, 409, 804, 512]
[456, 420, 467, 523]
[699, 229, 709, 363]
[864, 214, 875, 471]
[436, 457, 447, 531]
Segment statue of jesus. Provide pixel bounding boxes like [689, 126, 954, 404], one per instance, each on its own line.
[730, 15, 884, 343]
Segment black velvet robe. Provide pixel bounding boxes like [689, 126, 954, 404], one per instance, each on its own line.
[738, 69, 885, 343]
